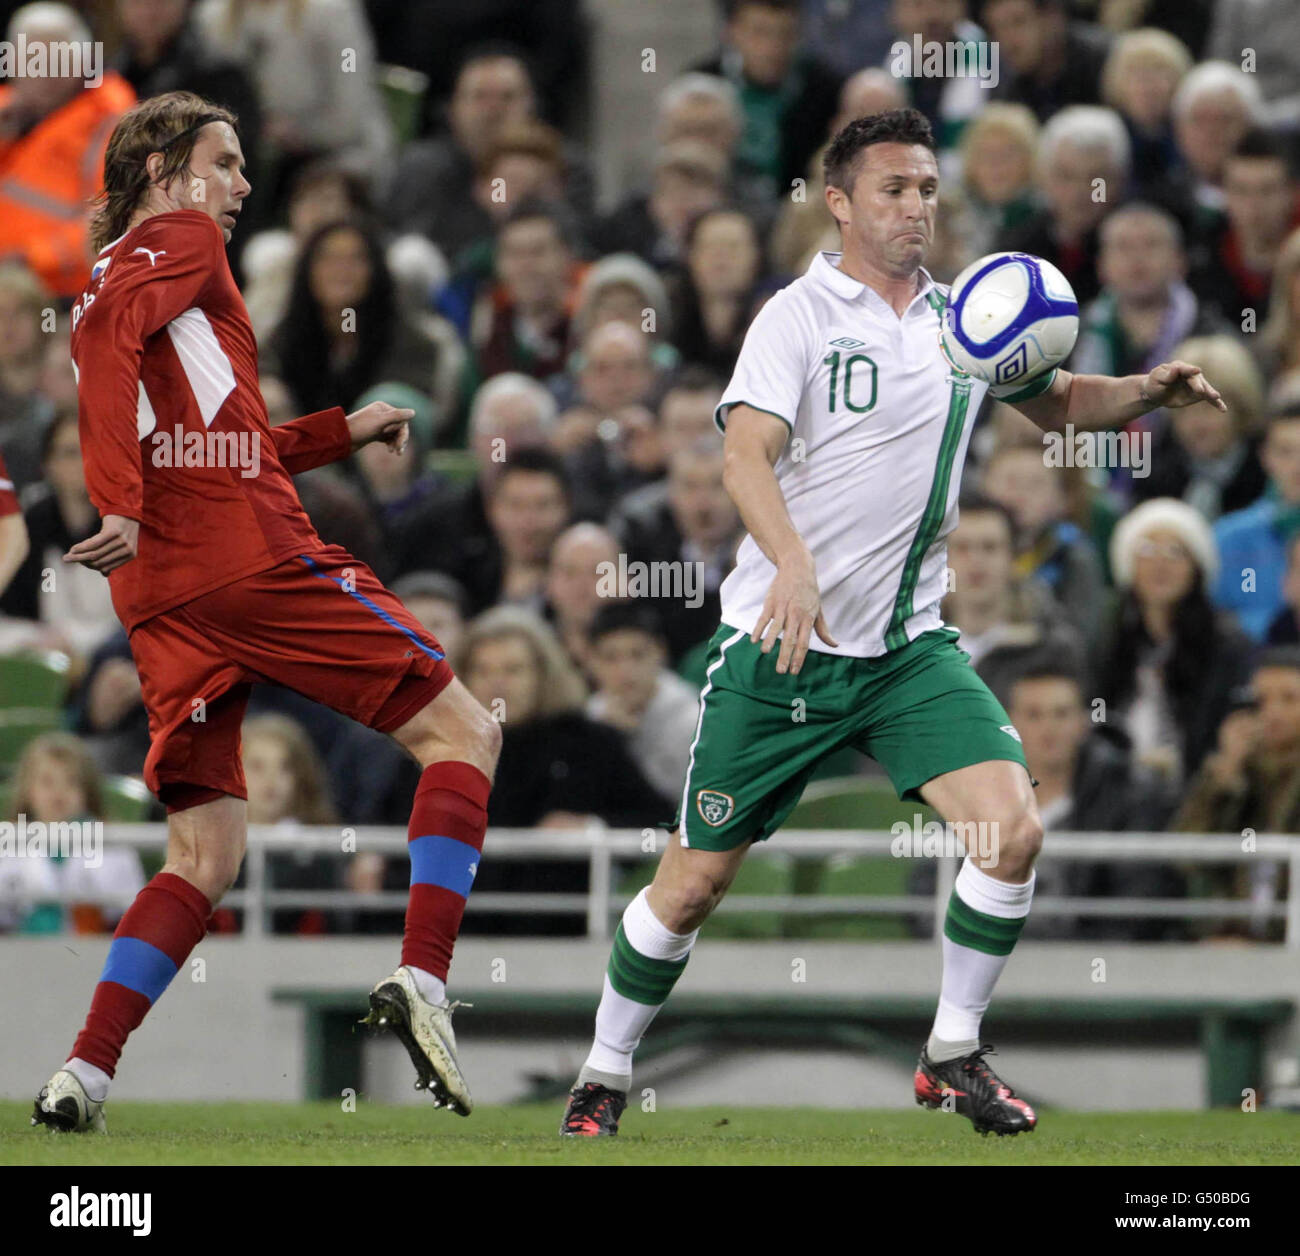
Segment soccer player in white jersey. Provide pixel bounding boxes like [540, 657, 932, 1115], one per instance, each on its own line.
[560, 109, 1224, 1138]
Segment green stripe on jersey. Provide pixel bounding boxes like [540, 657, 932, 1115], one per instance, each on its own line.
[607, 922, 690, 1006]
[884, 376, 972, 651]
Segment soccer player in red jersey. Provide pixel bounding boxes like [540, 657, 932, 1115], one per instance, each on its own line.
[33, 92, 500, 1133]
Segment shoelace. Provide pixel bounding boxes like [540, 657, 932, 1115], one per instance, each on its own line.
[962, 1046, 1015, 1097]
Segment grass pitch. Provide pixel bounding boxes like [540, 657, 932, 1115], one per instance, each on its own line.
[4, 1101, 1297, 1165]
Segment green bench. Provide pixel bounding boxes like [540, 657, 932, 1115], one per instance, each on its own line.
[271, 987, 1292, 1109]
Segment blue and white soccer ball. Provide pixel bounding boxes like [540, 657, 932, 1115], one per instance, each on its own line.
[940, 252, 1079, 389]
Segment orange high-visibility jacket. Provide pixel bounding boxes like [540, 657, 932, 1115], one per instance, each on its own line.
[0, 73, 136, 299]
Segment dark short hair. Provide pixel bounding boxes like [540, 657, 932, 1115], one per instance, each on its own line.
[957, 490, 1016, 538]
[492, 444, 571, 500]
[1254, 645, 1300, 676]
[588, 599, 667, 645]
[823, 108, 935, 194]
[1006, 652, 1087, 698]
[1230, 127, 1289, 168]
[725, 0, 799, 17]
[390, 571, 470, 617]
[499, 197, 577, 251]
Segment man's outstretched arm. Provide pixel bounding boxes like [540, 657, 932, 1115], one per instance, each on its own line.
[270, 401, 416, 475]
[1010, 359, 1226, 435]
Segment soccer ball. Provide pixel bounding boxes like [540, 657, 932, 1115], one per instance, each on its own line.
[939, 252, 1079, 390]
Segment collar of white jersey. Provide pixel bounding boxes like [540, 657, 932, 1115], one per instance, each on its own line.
[809, 250, 937, 312]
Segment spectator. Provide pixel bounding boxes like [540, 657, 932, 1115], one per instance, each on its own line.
[598, 140, 729, 272]
[1173, 647, 1300, 940]
[1101, 27, 1193, 201]
[571, 254, 676, 374]
[465, 201, 585, 394]
[480, 447, 572, 611]
[669, 207, 765, 376]
[390, 570, 471, 667]
[1170, 61, 1262, 212]
[459, 605, 671, 935]
[770, 67, 907, 275]
[1213, 405, 1300, 640]
[388, 372, 557, 579]
[1134, 334, 1267, 521]
[1096, 498, 1251, 786]
[264, 219, 443, 417]
[981, 442, 1106, 645]
[1, 732, 145, 935]
[692, 0, 842, 204]
[1194, 129, 1299, 329]
[553, 321, 663, 519]
[610, 367, 726, 543]
[545, 521, 620, 673]
[0, 411, 119, 663]
[1259, 227, 1300, 381]
[0, 262, 54, 492]
[69, 629, 148, 777]
[385, 45, 595, 260]
[0, 449, 27, 600]
[886, 0, 990, 174]
[1206, 0, 1300, 126]
[983, 0, 1112, 122]
[195, 0, 393, 209]
[347, 381, 440, 537]
[114, 0, 262, 236]
[997, 105, 1131, 305]
[1265, 532, 1300, 645]
[241, 713, 339, 936]
[585, 601, 701, 801]
[242, 162, 374, 341]
[955, 103, 1040, 260]
[619, 437, 742, 663]
[942, 491, 1080, 683]
[0, 4, 135, 299]
[996, 658, 1182, 942]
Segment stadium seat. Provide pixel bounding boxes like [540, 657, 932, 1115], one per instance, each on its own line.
[785, 776, 939, 940]
[0, 650, 73, 771]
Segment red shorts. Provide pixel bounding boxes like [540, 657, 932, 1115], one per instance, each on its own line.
[129, 545, 454, 810]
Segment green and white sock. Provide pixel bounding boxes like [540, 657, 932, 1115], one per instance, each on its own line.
[928, 859, 1034, 1063]
[577, 888, 697, 1091]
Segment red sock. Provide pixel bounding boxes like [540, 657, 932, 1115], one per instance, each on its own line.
[69, 872, 211, 1078]
[402, 761, 490, 982]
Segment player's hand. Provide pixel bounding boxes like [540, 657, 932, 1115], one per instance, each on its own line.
[346, 401, 415, 454]
[1141, 361, 1226, 412]
[63, 515, 139, 575]
[751, 547, 837, 676]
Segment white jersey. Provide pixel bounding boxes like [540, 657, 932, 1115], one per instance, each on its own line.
[716, 250, 989, 658]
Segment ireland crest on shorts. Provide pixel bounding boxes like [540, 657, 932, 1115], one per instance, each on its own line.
[697, 789, 734, 827]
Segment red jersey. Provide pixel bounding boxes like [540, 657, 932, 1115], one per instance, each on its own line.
[0, 450, 17, 516]
[70, 209, 352, 632]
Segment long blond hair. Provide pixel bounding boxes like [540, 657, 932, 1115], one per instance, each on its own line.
[10, 733, 105, 823]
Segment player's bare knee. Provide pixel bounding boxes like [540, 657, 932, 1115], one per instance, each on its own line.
[655, 871, 724, 933]
[994, 808, 1042, 873]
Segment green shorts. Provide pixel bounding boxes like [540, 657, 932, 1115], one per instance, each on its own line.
[676, 624, 1029, 852]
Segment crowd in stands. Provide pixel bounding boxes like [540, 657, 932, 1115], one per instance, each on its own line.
[2, 0, 1300, 941]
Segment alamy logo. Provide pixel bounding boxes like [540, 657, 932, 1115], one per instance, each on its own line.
[0, 816, 101, 867]
[151, 426, 261, 479]
[49, 1188, 151, 1236]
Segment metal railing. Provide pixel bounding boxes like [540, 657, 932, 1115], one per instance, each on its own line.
[7, 823, 1298, 947]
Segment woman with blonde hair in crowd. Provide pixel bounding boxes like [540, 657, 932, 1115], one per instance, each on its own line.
[956, 104, 1040, 260]
[241, 713, 339, 935]
[1134, 334, 1267, 521]
[1, 733, 144, 935]
[458, 606, 670, 935]
[1101, 27, 1193, 199]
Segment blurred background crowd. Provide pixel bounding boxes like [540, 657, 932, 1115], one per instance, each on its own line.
[1, 0, 1299, 942]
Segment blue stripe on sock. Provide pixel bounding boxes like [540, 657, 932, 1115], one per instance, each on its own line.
[100, 937, 179, 1003]
[296, 554, 444, 661]
[409, 834, 479, 898]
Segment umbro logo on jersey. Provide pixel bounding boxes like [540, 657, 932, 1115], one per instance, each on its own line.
[828, 336, 866, 350]
[1000, 724, 1022, 742]
[133, 247, 167, 266]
